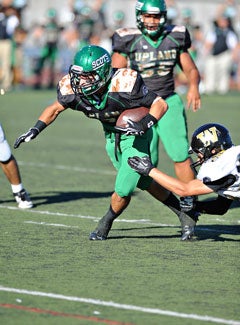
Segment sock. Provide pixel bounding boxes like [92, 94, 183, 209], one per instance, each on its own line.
[95, 205, 120, 237]
[11, 184, 23, 194]
[162, 193, 197, 226]
[162, 192, 181, 218]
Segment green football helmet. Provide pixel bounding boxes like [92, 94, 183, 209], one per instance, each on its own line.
[69, 45, 112, 96]
[136, 0, 167, 39]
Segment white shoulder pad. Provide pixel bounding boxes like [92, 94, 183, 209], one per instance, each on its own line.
[59, 75, 74, 96]
[111, 68, 138, 92]
[116, 27, 141, 37]
[198, 146, 240, 182]
[171, 25, 186, 33]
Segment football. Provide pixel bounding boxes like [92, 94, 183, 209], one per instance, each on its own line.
[116, 107, 149, 128]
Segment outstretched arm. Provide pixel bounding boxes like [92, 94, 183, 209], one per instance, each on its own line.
[128, 156, 213, 196]
[149, 167, 213, 196]
[14, 101, 66, 148]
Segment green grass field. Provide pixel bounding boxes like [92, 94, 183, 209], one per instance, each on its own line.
[0, 89, 239, 325]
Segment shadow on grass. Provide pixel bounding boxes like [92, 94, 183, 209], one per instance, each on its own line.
[109, 225, 240, 242]
[195, 224, 240, 241]
[1, 190, 113, 207]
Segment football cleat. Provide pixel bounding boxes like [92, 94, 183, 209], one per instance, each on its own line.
[89, 231, 107, 241]
[179, 211, 197, 241]
[14, 189, 33, 209]
[181, 225, 195, 241]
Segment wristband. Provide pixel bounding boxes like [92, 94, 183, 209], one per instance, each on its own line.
[34, 120, 47, 132]
[140, 114, 158, 131]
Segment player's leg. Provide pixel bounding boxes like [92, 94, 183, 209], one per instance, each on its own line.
[157, 94, 198, 211]
[0, 124, 33, 208]
[89, 132, 150, 240]
[145, 180, 198, 240]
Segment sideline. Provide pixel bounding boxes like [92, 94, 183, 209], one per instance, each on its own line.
[0, 286, 239, 325]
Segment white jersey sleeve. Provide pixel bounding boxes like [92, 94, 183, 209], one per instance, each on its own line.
[197, 146, 240, 199]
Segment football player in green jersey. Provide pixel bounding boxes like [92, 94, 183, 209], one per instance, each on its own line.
[112, 0, 201, 214]
[14, 45, 198, 241]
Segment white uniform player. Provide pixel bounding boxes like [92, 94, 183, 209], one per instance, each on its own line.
[0, 123, 33, 208]
[197, 145, 240, 200]
[128, 123, 239, 236]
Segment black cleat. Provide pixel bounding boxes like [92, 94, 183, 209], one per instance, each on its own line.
[89, 231, 107, 241]
[179, 211, 198, 241]
[181, 225, 195, 241]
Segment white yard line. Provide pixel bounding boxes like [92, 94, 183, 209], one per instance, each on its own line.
[0, 286, 239, 325]
[17, 161, 116, 176]
[0, 205, 239, 232]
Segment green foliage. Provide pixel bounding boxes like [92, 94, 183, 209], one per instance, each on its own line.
[0, 90, 239, 324]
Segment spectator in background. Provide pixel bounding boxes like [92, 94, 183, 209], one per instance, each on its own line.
[32, 8, 62, 89]
[176, 8, 205, 94]
[11, 24, 27, 88]
[217, 0, 239, 31]
[21, 23, 45, 88]
[165, 0, 179, 24]
[232, 41, 240, 90]
[203, 13, 238, 94]
[0, 3, 19, 91]
[12, 0, 28, 23]
[57, 24, 88, 76]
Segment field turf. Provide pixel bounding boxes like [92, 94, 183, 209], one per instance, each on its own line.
[0, 89, 239, 325]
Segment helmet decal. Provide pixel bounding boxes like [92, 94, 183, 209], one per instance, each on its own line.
[195, 126, 219, 147]
[92, 53, 111, 70]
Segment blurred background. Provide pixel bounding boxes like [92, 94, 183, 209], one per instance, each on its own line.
[0, 0, 240, 92]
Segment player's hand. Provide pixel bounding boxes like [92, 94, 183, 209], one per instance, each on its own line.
[128, 156, 154, 176]
[14, 127, 40, 148]
[115, 119, 145, 136]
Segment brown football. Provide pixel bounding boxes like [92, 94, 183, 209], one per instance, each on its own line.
[116, 107, 149, 128]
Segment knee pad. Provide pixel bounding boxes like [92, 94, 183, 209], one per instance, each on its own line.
[0, 139, 12, 162]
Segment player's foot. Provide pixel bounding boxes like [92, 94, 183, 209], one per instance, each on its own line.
[181, 225, 195, 241]
[179, 211, 199, 241]
[14, 189, 33, 209]
[89, 231, 107, 241]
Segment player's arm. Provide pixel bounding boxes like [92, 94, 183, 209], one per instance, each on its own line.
[128, 156, 213, 196]
[149, 167, 213, 196]
[111, 52, 128, 68]
[148, 96, 168, 121]
[179, 51, 201, 112]
[115, 97, 167, 136]
[14, 100, 66, 148]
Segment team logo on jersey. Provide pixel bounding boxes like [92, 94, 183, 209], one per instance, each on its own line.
[142, 85, 148, 96]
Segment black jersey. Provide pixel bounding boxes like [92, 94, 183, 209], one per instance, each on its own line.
[57, 68, 159, 132]
[112, 26, 191, 98]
